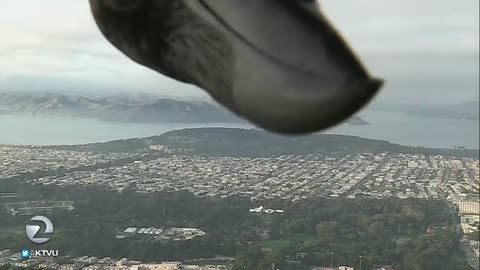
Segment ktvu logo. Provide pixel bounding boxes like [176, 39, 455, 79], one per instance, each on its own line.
[22, 216, 58, 258]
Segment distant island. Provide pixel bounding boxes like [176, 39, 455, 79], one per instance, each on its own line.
[374, 101, 479, 120]
[408, 101, 479, 120]
[47, 127, 479, 158]
[0, 92, 369, 126]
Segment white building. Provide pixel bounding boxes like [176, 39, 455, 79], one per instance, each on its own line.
[407, 161, 419, 168]
[459, 202, 480, 215]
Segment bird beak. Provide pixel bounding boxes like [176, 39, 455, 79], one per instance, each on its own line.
[90, 0, 383, 134]
[190, 0, 383, 133]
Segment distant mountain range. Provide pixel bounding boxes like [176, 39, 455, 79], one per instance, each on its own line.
[0, 92, 240, 123]
[0, 92, 368, 125]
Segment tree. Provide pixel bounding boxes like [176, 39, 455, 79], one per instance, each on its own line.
[368, 221, 385, 235]
[315, 222, 338, 244]
[232, 245, 268, 270]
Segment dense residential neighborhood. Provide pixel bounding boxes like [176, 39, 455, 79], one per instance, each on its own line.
[0, 132, 479, 270]
[0, 252, 227, 270]
[0, 146, 138, 179]
[1, 145, 477, 203]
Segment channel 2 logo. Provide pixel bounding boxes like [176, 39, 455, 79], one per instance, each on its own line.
[25, 216, 54, 244]
[22, 216, 59, 259]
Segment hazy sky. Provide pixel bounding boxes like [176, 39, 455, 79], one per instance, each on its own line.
[0, 0, 478, 104]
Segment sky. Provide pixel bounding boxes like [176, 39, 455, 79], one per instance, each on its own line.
[0, 0, 478, 105]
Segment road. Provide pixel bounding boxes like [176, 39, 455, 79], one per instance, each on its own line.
[342, 154, 391, 198]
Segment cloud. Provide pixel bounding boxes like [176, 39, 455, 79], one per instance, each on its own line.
[322, 0, 479, 54]
[0, 0, 478, 103]
[0, 0, 203, 96]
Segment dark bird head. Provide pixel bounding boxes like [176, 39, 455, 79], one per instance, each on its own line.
[89, 0, 383, 134]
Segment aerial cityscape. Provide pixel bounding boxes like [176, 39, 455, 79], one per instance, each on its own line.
[1, 128, 479, 270]
[0, 146, 476, 202]
[1, 0, 478, 269]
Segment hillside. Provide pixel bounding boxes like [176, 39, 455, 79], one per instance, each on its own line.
[48, 127, 479, 158]
[0, 92, 369, 125]
[0, 92, 238, 123]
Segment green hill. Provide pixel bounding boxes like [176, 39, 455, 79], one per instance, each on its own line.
[46, 128, 479, 158]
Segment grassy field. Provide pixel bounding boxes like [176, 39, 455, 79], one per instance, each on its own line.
[183, 258, 233, 267]
[5, 200, 74, 215]
[185, 260, 232, 266]
[0, 225, 24, 239]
